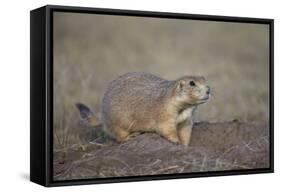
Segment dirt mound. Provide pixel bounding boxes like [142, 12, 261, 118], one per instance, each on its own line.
[53, 121, 269, 180]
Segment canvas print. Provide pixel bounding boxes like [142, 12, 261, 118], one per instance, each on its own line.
[53, 12, 270, 181]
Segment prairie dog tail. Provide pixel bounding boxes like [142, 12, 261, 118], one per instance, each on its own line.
[75, 102, 102, 127]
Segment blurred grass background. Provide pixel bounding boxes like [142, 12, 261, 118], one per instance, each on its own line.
[53, 12, 269, 149]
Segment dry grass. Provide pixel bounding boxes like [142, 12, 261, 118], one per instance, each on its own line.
[53, 122, 270, 180]
[52, 12, 270, 179]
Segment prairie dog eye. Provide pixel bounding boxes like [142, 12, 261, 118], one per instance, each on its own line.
[189, 80, 196, 87]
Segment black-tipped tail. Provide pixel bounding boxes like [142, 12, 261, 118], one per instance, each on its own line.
[75, 102, 93, 120]
[75, 102, 101, 127]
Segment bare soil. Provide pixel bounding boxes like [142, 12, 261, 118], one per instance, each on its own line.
[53, 121, 269, 181]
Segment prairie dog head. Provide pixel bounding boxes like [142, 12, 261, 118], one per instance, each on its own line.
[174, 76, 210, 106]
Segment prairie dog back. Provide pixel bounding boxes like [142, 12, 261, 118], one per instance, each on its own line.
[102, 72, 172, 132]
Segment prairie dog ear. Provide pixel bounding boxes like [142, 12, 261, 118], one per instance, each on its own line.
[176, 80, 186, 92]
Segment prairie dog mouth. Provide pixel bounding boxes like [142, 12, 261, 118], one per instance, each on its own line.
[197, 96, 210, 104]
[201, 96, 210, 101]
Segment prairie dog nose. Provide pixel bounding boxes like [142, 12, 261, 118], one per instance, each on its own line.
[206, 86, 211, 95]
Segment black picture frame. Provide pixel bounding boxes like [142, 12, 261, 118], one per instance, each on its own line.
[30, 5, 274, 187]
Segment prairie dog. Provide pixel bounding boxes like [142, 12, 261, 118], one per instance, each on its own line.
[76, 72, 210, 146]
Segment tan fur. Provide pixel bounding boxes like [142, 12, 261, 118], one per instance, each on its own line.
[177, 118, 193, 145]
[77, 72, 210, 146]
[88, 116, 101, 127]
